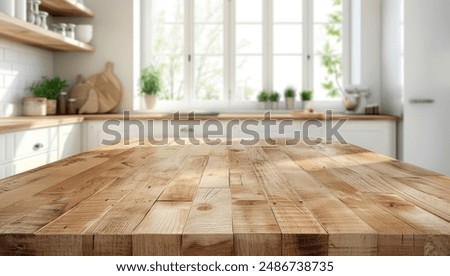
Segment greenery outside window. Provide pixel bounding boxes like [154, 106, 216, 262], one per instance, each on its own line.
[142, 0, 349, 109]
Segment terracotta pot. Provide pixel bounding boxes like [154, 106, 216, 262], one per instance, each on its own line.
[46, 99, 57, 115]
[144, 95, 157, 110]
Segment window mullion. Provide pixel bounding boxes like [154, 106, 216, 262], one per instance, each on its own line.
[264, 0, 273, 92]
[185, 0, 194, 104]
[225, 0, 234, 105]
[304, 0, 313, 91]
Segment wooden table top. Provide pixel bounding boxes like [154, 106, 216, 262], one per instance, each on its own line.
[0, 140, 448, 256]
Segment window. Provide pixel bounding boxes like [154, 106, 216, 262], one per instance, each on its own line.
[142, 0, 347, 108]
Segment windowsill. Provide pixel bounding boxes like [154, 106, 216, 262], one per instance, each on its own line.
[134, 99, 346, 114]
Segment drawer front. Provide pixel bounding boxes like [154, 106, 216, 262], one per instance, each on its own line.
[13, 150, 58, 175]
[14, 127, 57, 159]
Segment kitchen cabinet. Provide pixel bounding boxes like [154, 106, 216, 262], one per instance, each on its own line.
[0, 0, 94, 52]
[336, 120, 397, 157]
[83, 119, 396, 158]
[0, 123, 82, 179]
[0, 127, 58, 177]
[58, 123, 81, 159]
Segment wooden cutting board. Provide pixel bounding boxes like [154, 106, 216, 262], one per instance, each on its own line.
[70, 62, 122, 114]
[86, 62, 122, 113]
[78, 88, 99, 114]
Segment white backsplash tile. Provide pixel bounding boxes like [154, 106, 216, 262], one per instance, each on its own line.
[0, 38, 54, 117]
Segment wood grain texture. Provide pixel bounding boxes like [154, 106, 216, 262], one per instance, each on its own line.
[0, 13, 94, 52]
[0, 140, 448, 256]
[40, 0, 95, 17]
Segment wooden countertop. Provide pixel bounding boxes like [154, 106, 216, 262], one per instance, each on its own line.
[0, 112, 398, 134]
[0, 140, 448, 256]
[0, 116, 84, 133]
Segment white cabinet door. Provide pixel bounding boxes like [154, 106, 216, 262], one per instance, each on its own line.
[403, 0, 450, 175]
[0, 164, 13, 179]
[58, 124, 81, 159]
[335, 120, 397, 157]
[0, 134, 5, 163]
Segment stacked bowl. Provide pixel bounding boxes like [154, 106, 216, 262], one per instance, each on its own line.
[76, 24, 93, 43]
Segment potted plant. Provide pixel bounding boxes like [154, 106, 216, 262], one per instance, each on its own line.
[269, 91, 280, 110]
[301, 89, 313, 110]
[284, 86, 296, 110]
[29, 76, 68, 115]
[140, 66, 162, 110]
[257, 91, 270, 109]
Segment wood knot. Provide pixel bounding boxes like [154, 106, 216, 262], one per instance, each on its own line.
[197, 203, 212, 211]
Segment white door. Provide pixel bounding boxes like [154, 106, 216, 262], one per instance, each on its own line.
[404, 0, 450, 175]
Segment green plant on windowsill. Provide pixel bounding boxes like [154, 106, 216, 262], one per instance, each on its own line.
[140, 66, 162, 96]
[284, 86, 296, 110]
[301, 89, 313, 110]
[269, 91, 280, 110]
[140, 66, 162, 109]
[269, 92, 280, 102]
[257, 91, 270, 102]
[301, 90, 313, 101]
[284, 86, 296, 98]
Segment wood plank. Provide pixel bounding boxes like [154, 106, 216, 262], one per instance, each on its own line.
[81, 145, 191, 255]
[0, 147, 154, 233]
[367, 193, 450, 256]
[41, 0, 95, 17]
[199, 156, 229, 188]
[182, 188, 233, 256]
[0, 13, 94, 52]
[271, 200, 329, 256]
[158, 155, 209, 201]
[278, 145, 378, 256]
[309, 169, 425, 255]
[133, 202, 191, 256]
[0, 151, 111, 208]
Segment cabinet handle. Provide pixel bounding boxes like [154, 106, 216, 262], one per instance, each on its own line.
[409, 98, 435, 104]
[33, 143, 44, 151]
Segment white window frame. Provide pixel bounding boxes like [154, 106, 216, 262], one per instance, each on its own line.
[141, 0, 351, 112]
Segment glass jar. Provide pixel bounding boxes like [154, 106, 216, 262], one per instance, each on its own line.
[58, 92, 68, 115]
[67, 98, 78, 115]
[39, 11, 48, 29]
[27, 0, 35, 24]
[66, 24, 76, 39]
[53, 23, 67, 36]
[32, 0, 41, 26]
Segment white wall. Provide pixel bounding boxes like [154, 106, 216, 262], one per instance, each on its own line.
[381, 0, 403, 117]
[54, 0, 138, 112]
[0, 39, 54, 117]
[380, 0, 403, 159]
[351, 0, 382, 106]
